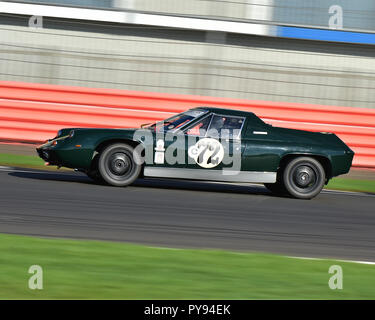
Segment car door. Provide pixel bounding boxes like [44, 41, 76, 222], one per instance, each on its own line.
[147, 110, 208, 169]
[184, 113, 246, 176]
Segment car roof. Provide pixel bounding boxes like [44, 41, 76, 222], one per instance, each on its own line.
[191, 106, 256, 118]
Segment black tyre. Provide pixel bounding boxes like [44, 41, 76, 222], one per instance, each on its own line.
[98, 143, 141, 187]
[283, 157, 325, 199]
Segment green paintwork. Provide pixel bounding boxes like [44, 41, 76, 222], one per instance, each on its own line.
[36, 107, 354, 180]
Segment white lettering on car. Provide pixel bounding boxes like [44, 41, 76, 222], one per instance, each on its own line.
[154, 139, 165, 164]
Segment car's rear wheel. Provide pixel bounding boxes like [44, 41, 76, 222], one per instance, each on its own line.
[98, 143, 141, 187]
[282, 157, 325, 199]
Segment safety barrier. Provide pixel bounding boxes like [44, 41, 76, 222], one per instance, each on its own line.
[0, 81, 375, 168]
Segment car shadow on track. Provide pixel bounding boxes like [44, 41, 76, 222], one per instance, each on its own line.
[8, 169, 283, 197]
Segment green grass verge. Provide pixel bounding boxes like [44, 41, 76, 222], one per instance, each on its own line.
[0, 153, 45, 169]
[0, 233, 374, 299]
[0, 153, 71, 171]
[325, 178, 375, 194]
[0, 153, 374, 193]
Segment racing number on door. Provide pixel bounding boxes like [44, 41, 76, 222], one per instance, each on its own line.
[188, 138, 224, 168]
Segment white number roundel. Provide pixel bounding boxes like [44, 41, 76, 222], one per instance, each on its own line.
[188, 138, 224, 168]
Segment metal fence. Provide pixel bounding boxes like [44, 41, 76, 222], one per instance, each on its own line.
[1, 14, 375, 109]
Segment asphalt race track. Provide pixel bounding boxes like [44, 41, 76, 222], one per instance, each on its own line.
[0, 167, 374, 261]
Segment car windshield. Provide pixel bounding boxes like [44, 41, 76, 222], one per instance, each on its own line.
[148, 110, 207, 132]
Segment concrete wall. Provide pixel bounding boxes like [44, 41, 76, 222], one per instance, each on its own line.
[1, 14, 375, 109]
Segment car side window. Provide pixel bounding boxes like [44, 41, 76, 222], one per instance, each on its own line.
[186, 115, 212, 136]
[207, 115, 244, 139]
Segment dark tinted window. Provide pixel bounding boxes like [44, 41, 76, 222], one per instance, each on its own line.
[153, 110, 207, 132]
[207, 115, 244, 138]
[185, 115, 212, 136]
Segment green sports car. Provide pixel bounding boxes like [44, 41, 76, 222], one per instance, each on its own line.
[36, 107, 354, 199]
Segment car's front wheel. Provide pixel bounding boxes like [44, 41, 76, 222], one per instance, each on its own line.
[98, 143, 142, 187]
[283, 157, 325, 199]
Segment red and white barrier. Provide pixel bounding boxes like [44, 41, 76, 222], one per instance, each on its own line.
[0, 81, 374, 168]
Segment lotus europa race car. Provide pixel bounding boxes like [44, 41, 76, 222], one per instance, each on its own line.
[37, 107, 354, 199]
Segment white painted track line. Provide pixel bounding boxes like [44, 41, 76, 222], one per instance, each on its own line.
[289, 256, 375, 266]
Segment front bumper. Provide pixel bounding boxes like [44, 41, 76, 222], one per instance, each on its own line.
[36, 146, 61, 166]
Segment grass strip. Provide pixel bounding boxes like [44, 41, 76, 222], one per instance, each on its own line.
[0, 153, 70, 171]
[325, 178, 375, 193]
[0, 233, 374, 299]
